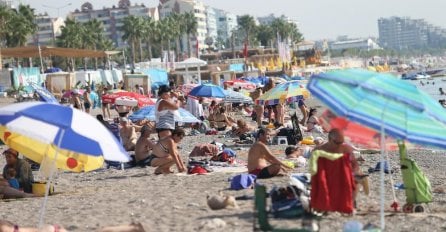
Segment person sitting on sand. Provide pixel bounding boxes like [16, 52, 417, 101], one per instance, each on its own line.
[136, 128, 187, 174]
[212, 107, 234, 131]
[306, 108, 323, 133]
[119, 118, 137, 151]
[2, 148, 34, 193]
[233, 119, 253, 136]
[247, 128, 292, 179]
[134, 125, 154, 165]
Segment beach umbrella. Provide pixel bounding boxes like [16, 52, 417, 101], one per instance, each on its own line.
[223, 79, 256, 91]
[308, 69, 446, 229]
[319, 109, 417, 151]
[30, 84, 59, 104]
[223, 90, 253, 104]
[62, 89, 85, 98]
[0, 102, 131, 172]
[102, 91, 155, 107]
[257, 80, 310, 105]
[129, 105, 201, 123]
[189, 84, 226, 98]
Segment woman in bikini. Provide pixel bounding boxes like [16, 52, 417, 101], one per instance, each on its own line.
[213, 107, 233, 131]
[136, 128, 187, 174]
[306, 108, 323, 133]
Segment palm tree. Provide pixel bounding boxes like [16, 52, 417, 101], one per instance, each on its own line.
[142, 17, 157, 61]
[0, 5, 12, 45]
[84, 19, 105, 69]
[121, 16, 144, 69]
[237, 15, 257, 46]
[256, 24, 274, 47]
[170, 13, 186, 61]
[57, 19, 84, 70]
[156, 18, 170, 62]
[183, 12, 197, 58]
[5, 4, 37, 47]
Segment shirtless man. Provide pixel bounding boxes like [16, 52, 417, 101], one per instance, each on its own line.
[136, 128, 186, 174]
[119, 118, 137, 151]
[247, 128, 292, 179]
[134, 125, 153, 164]
[83, 87, 92, 114]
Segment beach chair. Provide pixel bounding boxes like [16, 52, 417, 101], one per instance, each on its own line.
[254, 185, 317, 232]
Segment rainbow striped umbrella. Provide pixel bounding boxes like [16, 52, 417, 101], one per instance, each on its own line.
[308, 69, 446, 229]
[308, 69, 446, 149]
[256, 81, 310, 105]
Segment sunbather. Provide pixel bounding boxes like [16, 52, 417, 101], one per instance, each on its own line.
[0, 220, 67, 232]
[247, 128, 292, 179]
[119, 118, 137, 151]
[137, 128, 187, 174]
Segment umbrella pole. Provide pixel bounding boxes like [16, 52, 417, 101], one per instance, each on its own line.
[38, 129, 65, 228]
[380, 124, 385, 229]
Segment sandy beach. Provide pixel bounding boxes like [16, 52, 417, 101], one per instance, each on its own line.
[0, 97, 446, 231]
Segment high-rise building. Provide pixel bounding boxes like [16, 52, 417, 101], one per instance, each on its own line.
[377, 16, 444, 50]
[214, 9, 237, 45]
[28, 14, 65, 46]
[0, 0, 12, 7]
[69, 1, 158, 48]
[159, 0, 207, 57]
[205, 6, 217, 43]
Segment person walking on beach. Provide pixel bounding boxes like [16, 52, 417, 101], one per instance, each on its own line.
[155, 85, 180, 139]
[83, 86, 92, 114]
[2, 148, 34, 193]
[100, 86, 111, 119]
[247, 128, 292, 179]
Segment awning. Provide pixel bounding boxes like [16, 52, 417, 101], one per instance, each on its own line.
[0, 46, 121, 58]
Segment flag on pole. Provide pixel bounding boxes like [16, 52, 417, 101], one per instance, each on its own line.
[196, 38, 199, 58]
[243, 42, 248, 60]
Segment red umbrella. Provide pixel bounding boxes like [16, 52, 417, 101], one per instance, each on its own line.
[102, 91, 155, 107]
[319, 110, 403, 151]
[223, 79, 256, 91]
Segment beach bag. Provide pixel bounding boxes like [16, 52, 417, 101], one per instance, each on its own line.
[270, 185, 305, 218]
[230, 174, 256, 190]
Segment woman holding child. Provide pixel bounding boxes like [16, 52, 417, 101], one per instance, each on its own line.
[2, 148, 34, 193]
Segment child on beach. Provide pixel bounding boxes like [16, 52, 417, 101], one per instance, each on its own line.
[6, 168, 20, 190]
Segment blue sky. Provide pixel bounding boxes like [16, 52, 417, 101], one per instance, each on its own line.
[23, 0, 446, 40]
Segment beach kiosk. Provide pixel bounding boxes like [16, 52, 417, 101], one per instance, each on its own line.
[46, 72, 75, 97]
[123, 74, 151, 95]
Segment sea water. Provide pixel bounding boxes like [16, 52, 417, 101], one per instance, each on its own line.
[408, 76, 446, 102]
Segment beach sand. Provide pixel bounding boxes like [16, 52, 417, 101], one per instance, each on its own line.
[0, 98, 445, 231]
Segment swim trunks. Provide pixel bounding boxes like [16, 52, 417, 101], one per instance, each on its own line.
[136, 154, 157, 167]
[249, 167, 274, 179]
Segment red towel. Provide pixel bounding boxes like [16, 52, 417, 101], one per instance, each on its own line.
[310, 153, 356, 213]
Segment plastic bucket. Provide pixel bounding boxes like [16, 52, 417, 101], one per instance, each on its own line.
[32, 182, 54, 196]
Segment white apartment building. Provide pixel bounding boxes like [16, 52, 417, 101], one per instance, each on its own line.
[214, 9, 237, 44]
[28, 14, 65, 46]
[159, 0, 207, 56]
[69, 2, 158, 48]
[205, 6, 217, 42]
[330, 38, 381, 51]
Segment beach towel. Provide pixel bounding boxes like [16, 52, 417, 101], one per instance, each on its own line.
[230, 174, 256, 190]
[310, 152, 355, 214]
[308, 150, 344, 176]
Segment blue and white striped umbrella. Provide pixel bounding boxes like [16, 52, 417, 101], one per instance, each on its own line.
[0, 102, 130, 172]
[129, 105, 201, 123]
[30, 83, 59, 104]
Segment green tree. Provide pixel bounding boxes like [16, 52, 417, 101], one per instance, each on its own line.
[237, 15, 257, 45]
[142, 17, 157, 61]
[256, 24, 274, 47]
[5, 4, 37, 47]
[121, 16, 144, 69]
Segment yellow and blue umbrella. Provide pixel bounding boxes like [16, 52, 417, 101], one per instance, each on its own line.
[257, 80, 310, 105]
[0, 102, 131, 172]
[308, 69, 446, 149]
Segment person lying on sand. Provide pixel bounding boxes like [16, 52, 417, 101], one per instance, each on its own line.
[247, 128, 292, 179]
[135, 128, 187, 174]
[0, 220, 67, 232]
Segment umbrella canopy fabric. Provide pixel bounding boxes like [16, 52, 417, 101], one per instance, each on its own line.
[319, 109, 412, 151]
[129, 105, 200, 123]
[0, 102, 130, 172]
[62, 89, 85, 98]
[223, 79, 256, 91]
[189, 84, 226, 98]
[30, 84, 59, 104]
[223, 90, 253, 104]
[257, 80, 310, 106]
[102, 91, 155, 107]
[308, 69, 446, 149]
